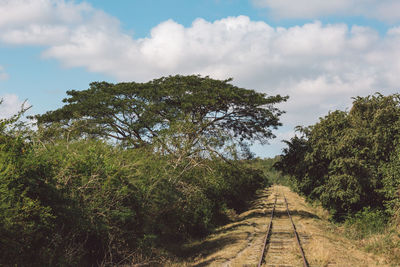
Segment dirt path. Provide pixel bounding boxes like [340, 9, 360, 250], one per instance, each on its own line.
[178, 185, 388, 267]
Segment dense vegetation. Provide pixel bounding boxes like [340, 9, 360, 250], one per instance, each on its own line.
[275, 93, 400, 222]
[274, 93, 400, 263]
[0, 75, 287, 266]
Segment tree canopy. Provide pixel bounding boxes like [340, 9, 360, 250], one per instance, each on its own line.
[35, 75, 287, 156]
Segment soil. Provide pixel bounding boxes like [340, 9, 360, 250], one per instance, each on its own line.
[172, 185, 390, 267]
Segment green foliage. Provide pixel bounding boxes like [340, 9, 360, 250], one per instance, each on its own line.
[35, 75, 288, 151]
[1, 135, 267, 266]
[1, 76, 277, 265]
[276, 93, 400, 220]
[344, 207, 387, 239]
[248, 157, 292, 186]
[380, 145, 400, 216]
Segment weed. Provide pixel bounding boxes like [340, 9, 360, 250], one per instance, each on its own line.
[344, 207, 387, 239]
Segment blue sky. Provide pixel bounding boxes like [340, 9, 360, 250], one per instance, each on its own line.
[1, 0, 400, 157]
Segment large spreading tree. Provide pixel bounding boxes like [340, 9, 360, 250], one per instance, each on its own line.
[35, 75, 288, 157]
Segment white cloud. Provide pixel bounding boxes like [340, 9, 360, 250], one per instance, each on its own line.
[0, 65, 8, 80]
[0, 0, 120, 45]
[1, 0, 400, 155]
[251, 0, 400, 22]
[0, 94, 26, 119]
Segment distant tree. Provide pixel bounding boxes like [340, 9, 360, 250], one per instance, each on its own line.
[274, 133, 312, 194]
[35, 75, 288, 156]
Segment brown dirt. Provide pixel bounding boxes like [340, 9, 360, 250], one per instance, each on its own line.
[171, 185, 390, 267]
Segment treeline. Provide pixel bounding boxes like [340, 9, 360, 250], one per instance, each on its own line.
[0, 75, 287, 266]
[248, 157, 292, 186]
[275, 93, 400, 223]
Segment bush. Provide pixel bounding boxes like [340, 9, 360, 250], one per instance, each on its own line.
[276, 94, 400, 220]
[1, 75, 280, 266]
[0, 136, 268, 266]
[344, 207, 387, 239]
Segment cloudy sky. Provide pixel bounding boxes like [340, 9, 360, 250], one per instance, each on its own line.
[1, 0, 399, 157]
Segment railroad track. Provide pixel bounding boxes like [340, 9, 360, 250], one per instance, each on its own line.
[258, 192, 309, 267]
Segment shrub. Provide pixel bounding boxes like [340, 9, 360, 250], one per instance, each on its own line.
[344, 207, 387, 239]
[0, 137, 268, 265]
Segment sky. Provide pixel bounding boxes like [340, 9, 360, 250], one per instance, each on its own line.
[1, 0, 400, 157]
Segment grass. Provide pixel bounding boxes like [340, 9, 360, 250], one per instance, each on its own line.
[164, 185, 394, 266]
[338, 207, 400, 265]
[361, 228, 400, 265]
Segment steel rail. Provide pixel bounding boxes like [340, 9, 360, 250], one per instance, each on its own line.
[284, 194, 309, 267]
[257, 194, 277, 267]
